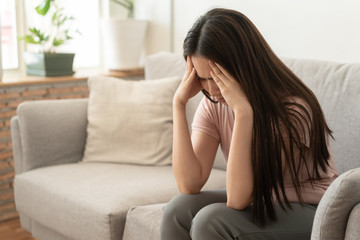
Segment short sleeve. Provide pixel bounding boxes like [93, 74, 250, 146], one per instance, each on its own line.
[280, 97, 312, 148]
[192, 97, 220, 141]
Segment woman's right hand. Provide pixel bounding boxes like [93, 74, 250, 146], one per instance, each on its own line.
[173, 56, 202, 106]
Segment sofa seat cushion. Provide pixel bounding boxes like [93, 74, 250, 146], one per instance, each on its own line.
[14, 162, 226, 240]
[123, 203, 165, 240]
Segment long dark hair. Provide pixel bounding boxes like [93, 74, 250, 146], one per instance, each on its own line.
[184, 8, 332, 225]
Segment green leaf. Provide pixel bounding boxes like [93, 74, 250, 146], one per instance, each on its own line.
[52, 12, 57, 22]
[28, 27, 40, 34]
[35, 0, 52, 16]
[53, 38, 64, 46]
[23, 35, 41, 44]
[27, 27, 49, 42]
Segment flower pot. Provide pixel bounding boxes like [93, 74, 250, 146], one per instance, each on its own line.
[24, 52, 75, 77]
[101, 19, 148, 70]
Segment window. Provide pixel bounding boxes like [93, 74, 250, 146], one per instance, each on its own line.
[65, 0, 101, 68]
[0, 0, 19, 70]
[1, 0, 101, 74]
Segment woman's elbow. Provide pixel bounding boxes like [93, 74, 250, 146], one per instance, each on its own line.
[179, 188, 201, 195]
[226, 195, 253, 210]
[177, 183, 202, 195]
[227, 200, 251, 210]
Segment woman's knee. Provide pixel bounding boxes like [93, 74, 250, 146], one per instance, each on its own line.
[161, 191, 227, 240]
[161, 194, 197, 240]
[163, 194, 198, 220]
[162, 193, 202, 232]
[190, 203, 232, 239]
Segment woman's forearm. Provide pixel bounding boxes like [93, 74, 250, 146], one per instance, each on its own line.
[226, 109, 254, 210]
[172, 102, 204, 194]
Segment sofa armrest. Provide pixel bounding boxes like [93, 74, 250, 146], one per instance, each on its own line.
[10, 98, 88, 174]
[11, 116, 23, 175]
[345, 203, 360, 240]
[311, 168, 360, 240]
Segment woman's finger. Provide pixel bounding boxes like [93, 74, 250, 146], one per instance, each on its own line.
[183, 56, 193, 79]
[209, 60, 226, 86]
[214, 62, 235, 82]
[188, 67, 196, 82]
[210, 69, 225, 89]
[209, 60, 223, 77]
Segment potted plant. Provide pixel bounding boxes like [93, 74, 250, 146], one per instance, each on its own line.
[19, 0, 80, 76]
[101, 0, 148, 70]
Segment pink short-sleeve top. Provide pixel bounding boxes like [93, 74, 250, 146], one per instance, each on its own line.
[192, 96, 338, 204]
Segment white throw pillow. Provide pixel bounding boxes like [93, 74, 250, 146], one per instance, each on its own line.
[82, 76, 181, 165]
[144, 51, 185, 80]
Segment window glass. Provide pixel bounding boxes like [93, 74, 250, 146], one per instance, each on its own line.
[24, 0, 100, 68]
[1, 0, 19, 70]
[66, 0, 101, 68]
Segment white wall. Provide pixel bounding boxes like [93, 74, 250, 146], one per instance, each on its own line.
[172, 0, 360, 63]
[135, 0, 172, 55]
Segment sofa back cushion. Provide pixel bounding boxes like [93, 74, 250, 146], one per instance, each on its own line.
[283, 59, 360, 174]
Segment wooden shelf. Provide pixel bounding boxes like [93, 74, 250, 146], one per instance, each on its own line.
[0, 68, 145, 87]
[106, 68, 145, 78]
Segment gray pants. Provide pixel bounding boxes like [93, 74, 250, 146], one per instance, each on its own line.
[160, 190, 316, 240]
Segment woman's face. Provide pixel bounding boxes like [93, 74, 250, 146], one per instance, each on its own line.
[192, 55, 226, 104]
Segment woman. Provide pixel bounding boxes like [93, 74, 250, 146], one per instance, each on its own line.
[161, 8, 338, 240]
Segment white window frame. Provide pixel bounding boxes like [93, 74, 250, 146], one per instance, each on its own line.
[0, 0, 26, 75]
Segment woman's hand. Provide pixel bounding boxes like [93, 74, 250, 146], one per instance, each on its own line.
[173, 56, 203, 106]
[209, 61, 252, 115]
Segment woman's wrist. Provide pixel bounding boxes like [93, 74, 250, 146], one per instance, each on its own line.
[173, 97, 187, 109]
[233, 104, 253, 119]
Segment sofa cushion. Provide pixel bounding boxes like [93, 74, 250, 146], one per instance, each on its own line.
[145, 51, 186, 80]
[83, 76, 181, 165]
[14, 162, 226, 240]
[123, 203, 164, 240]
[283, 59, 360, 174]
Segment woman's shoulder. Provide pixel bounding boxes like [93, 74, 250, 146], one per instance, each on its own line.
[279, 96, 313, 147]
[282, 96, 313, 119]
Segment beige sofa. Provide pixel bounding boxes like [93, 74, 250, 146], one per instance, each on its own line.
[11, 52, 360, 240]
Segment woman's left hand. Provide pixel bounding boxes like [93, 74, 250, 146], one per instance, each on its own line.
[209, 61, 252, 115]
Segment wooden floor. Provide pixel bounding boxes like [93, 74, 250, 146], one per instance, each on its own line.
[0, 218, 36, 240]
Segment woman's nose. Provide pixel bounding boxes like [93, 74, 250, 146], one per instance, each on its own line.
[207, 81, 220, 96]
